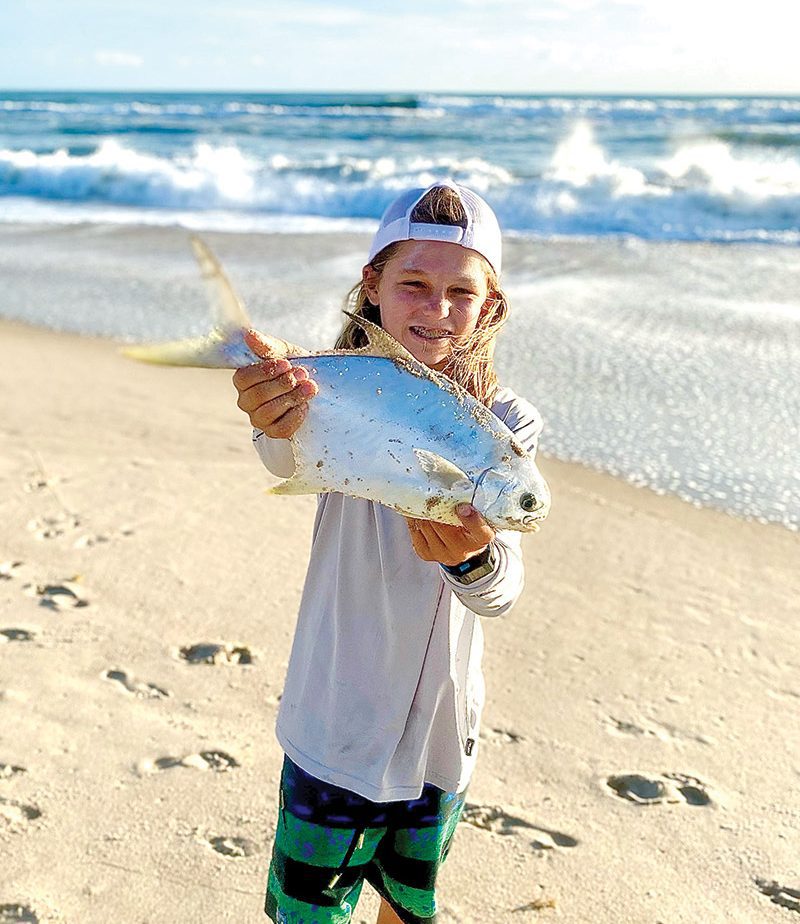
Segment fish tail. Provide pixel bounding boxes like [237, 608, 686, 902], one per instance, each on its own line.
[121, 236, 305, 369]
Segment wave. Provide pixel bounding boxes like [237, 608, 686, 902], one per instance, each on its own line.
[0, 94, 423, 119]
[713, 129, 800, 148]
[545, 121, 800, 200]
[499, 122, 800, 240]
[0, 99, 207, 116]
[1, 127, 798, 243]
[0, 141, 513, 214]
[5, 92, 800, 120]
[421, 94, 800, 121]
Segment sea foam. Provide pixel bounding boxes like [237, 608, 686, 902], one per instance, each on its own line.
[1, 125, 798, 244]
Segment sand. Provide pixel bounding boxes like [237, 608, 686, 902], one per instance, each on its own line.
[1, 228, 799, 924]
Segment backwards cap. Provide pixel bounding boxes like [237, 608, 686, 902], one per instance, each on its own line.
[367, 181, 502, 275]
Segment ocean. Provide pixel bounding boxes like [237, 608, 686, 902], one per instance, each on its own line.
[2, 90, 799, 242]
[1, 90, 798, 530]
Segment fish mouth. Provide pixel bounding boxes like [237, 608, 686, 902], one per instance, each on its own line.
[522, 514, 547, 531]
[409, 326, 453, 341]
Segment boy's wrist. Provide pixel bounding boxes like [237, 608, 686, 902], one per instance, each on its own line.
[440, 545, 495, 585]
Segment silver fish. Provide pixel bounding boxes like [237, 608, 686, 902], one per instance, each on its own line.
[123, 238, 551, 531]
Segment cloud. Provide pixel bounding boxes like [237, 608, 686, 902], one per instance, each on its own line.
[94, 50, 144, 67]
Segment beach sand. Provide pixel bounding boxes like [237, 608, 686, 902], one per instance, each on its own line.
[1, 227, 799, 923]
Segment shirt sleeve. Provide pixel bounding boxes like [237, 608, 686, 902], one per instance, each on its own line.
[252, 428, 296, 478]
[439, 392, 544, 618]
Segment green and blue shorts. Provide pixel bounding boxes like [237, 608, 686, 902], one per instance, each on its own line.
[265, 756, 466, 924]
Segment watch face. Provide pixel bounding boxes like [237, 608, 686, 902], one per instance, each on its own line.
[453, 560, 494, 585]
[448, 547, 495, 584]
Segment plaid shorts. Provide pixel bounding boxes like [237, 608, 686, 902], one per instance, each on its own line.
[265, 756, 466, 924]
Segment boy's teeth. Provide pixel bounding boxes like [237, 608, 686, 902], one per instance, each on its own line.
[412, 327, 449, 339]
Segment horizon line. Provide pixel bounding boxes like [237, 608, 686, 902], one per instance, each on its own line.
[2, 87, 800, 98]
[0, 85, 800, 98]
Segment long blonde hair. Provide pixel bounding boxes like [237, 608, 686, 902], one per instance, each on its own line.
[336, 187, 509, 406]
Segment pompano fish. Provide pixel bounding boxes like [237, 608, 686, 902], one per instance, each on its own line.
[123, 237, 551, 531]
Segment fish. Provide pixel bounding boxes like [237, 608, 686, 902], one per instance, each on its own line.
[123, 237, 551, 532]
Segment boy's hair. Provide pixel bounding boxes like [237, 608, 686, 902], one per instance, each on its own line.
[337, 186, 509, 406]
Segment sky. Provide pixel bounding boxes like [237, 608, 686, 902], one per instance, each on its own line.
[2, 0, 798, 95]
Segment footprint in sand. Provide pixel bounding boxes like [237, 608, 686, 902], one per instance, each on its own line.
[0, 629, 37, 644]
[101, 669, 170, 700]
[606, 772, 713, 806]
[756, 879, 800, 913]
[23, 461, 68, 495]
[603, 714, 714, 747]
[767, 688, 800, 703]
[73, 525, 135, 550]
[0, 764, 26, 780]
[137, 750, 240, 775]
[72, 533, 110, 549]
[26, 514, 82, 541]
[22, 578, 88, 611]
[513, 897, 558, 913]
[460, 804, 578, 850]
[0, 797, 42, 830]
[0, 561, 24, 581]
[203, 835, 260, 859]
[22, 476, 61, 494]
[480, 726, 526, 744]
[0, 906, 40, 924]
[24, 473, 63, 493]
[176, 643, 253, 665]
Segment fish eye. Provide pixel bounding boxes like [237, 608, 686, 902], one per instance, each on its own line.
[520, 493, 538, 512]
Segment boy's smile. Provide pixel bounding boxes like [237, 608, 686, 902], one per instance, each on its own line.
[363, 240, 492, 370]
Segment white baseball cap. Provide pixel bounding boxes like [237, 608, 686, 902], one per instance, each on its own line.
[367, 181, 503, 275]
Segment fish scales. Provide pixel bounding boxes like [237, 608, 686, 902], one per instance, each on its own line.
[270, 350, 549, 531]
[288, 354, 491, 510]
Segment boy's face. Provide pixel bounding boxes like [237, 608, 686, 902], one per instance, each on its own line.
[362, 240, 492, 370]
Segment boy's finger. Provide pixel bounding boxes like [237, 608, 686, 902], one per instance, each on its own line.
[418, 519, 450, 550]
[232, 358, 290, 391]
[244, 328, 279, 358]
[406, 523, 433, 559]
[245, 382, 318, 420]
[455, 504, 495, 544]
[252, 380, 317, 424]
[237, 370, 300, 411]
[265, 402, 309, 439]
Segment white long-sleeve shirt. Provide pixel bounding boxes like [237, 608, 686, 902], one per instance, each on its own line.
[253, 385, 543, 801]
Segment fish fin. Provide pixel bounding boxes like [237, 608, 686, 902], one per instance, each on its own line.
[340, 311, 480, 405]
[190, 235, 253, 332]
[413, 449, 472, 492]
[191, 236, 305, 358]
[121, 325, 302, 368]
[122, 237, 308, 367]
[121, 327, 256, 367]
[190, 238, 307, 356]
[266, 473, 321, 496]
[342, 310, 422, 365]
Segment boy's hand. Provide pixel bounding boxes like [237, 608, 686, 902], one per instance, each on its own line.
[405, 504, 495, 567]
[232, 330, 318, 439]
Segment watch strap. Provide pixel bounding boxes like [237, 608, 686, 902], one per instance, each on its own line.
[441, 545, 495, 585]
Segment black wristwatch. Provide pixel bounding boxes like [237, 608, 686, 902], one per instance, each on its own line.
[441, 545, 496, 585]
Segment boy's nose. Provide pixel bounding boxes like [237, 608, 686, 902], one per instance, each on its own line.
[423, 291, 451, 315]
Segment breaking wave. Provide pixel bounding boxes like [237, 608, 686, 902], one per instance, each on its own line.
[1, 91, 798, 242]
